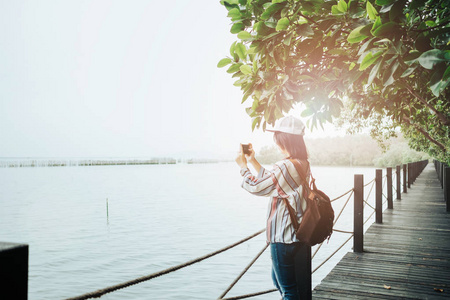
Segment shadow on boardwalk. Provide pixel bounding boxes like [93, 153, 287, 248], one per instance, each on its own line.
[313, 163, 449, 299]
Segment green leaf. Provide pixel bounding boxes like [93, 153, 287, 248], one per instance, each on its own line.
[227, 8, 241, 21]
[235, 43, 247, 60]
[230, 41, 236, 57]
[358, 37, 375, 55]
[217, 58, 232, 68]
[276, 17, 290, 31]
[251, 117, 261, 131]
[372, 16, 382, 32]
[410, 0, 426, 10]
[240, 64, 253, 75]
[348, 25, 370, 43]
[223, 0, 239, 4]
[375, 0, 396, 5]
[389, 0, 406, 21]
[429, 64, 447, 97]
[227, 63, 241, 73]
[349, 62, 356, 70]
[418, 49, 448, 70]
[301, 108, 314, 117]
[373, 38, 393, 46]
[367, 58, 382, 85]
[332, 5, 344, 15]
[297, 16, 308, 25]
[264, 21, 277, 28]
[401, 65, 417, 77]
[366, 1, 378, 20]
[443, 65, 450, 81]
[371, 22, 396, 37]
[360, 51, 383, 70]
[425, 20, 436, 27]
[284, 31, 293, 45]
[337, 0, 348, 12]
[261, 3, 285, 20]
[237, 31, 252, 40]
[383, 60, 399, 86]
[231, 22, 244, 34]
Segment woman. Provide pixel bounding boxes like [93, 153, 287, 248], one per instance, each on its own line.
[235, 116, 310, 300]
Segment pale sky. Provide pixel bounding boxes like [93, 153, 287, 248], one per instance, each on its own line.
[0, 0, 342, 159]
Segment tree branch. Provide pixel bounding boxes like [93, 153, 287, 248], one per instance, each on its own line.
[402, 80, 450, 126]
[402, 116, 446, 153]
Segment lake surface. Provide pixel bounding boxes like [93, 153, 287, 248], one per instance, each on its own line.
[0, 162, 386, 299]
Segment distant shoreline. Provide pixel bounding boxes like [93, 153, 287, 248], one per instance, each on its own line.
[0, 158, 235, 168]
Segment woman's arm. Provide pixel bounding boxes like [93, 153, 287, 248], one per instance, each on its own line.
[236, 143, 280, 196]
[247, 144, 262, 174]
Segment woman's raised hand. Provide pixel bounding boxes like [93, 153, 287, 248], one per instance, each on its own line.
[246, 143, 256, 162]
[235, 144, 248, 169]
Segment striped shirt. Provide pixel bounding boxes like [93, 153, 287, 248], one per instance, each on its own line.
[240, 159, 309, 244]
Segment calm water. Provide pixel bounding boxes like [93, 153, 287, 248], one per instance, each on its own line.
[0, 162, 383, 299]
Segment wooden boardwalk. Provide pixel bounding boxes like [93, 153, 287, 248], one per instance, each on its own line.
[313, 163, 450, 299]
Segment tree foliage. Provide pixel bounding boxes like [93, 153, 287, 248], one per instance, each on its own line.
[219, 0, 450, 164]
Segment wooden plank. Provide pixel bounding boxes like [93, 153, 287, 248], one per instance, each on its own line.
[313, 164, 450, 299]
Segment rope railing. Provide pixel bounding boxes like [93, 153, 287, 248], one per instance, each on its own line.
[332, 229, 354, 234]
[363, 200, 376, 211]
[218, 244, 269, 299]
[221, 289, 277, 300]
[363, 180, 376, 211]
[364, 178, 375, 187]
[330, 188, 354, 203]
[312, 234, 354, 274]
[364, 210, 376, 225]
[65, 229, 265, 300]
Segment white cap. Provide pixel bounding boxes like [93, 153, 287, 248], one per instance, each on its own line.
[266, 116, 306, 136]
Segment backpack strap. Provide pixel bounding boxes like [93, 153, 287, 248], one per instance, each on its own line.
[289, 159, 312, 192]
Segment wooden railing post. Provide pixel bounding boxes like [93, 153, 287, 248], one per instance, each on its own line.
[387, 167, 393, 209]
[354, 174, 364, 253]
[0, 242, 28, 300]
[396, 165, 401, 200]
[445, 166, 449, 213]
[413, 162, 417, 182]
[408, 163, 412, 188]
[441, 162, 445, 189]
[403, 164, 407, 193]
[375, 169, 382, 223]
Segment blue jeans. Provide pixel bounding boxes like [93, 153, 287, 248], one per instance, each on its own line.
[270, 242, 303, 300]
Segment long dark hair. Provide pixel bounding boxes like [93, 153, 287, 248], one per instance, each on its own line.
[273, 131, 308, 160]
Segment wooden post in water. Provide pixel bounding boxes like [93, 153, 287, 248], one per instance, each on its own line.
[354, 174, 364, 253]
[387, 167, 393, 209]
[403, 164, 407, 193]
[376, 169, 383, 224]
[445, 166, 449, 213]
[396, 165, 401, 200]
[407, 163, 412, 189]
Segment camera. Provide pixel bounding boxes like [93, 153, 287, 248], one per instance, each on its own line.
[241, 144, 251, 155]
